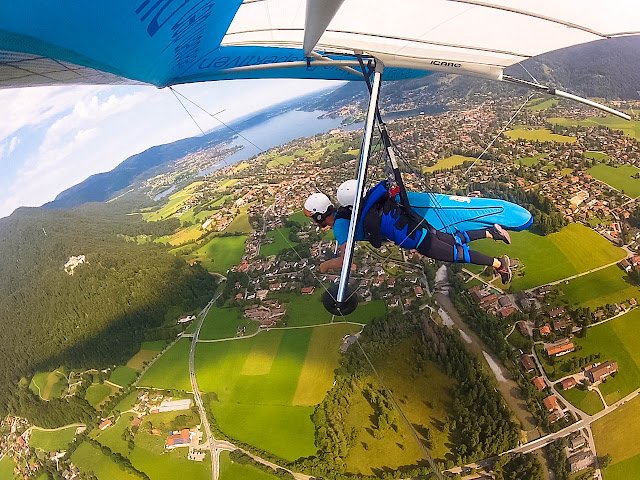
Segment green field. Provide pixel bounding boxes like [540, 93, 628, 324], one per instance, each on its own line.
[474, 223, 626, 291]
[0, 456, 15, 480]
[158, 223, 203, 246]
[550, 115, 640, 141]
[189, 235, 247, 273]
[516, 153, 547, 166]
[224, 210, 253, 234]
[199, 306, 258, 340]
[526, 98, 559, 111]
[538, 309, 640, 403]
[110, 366, 138, 387]
[423, 155, 477, 173]
[283, 290, 386, 326]
[593, 394, 640, 480]
[260, 227, 297, 257]
[93, 411, 210, 480]
[287, 210, 309, 226]
[115, 390, 139, 412]
[219, 451, 280, 480]
[138, 339, 192, 391]
[584, 151, 609, 161]
[587, 164, 640, 197]
[266, 154, 294, 168]
[141, 340, 167, 351]
[71, 442, 141, 480]
[218, 178, 239, 189]
[196, 324, 360, 460]
[144, 182, 203, 222]
[85, 383, 116, 408]
[345, 338, 455, 474]
[505, 128, 576, 143]
[29, 370, 67, 401]
[559, 388, 603, 415]
[558, 265, 639, 309]
[29, 426, 78, 452]
[127, 354, 157, 374]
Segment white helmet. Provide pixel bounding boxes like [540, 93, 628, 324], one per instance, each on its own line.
[337, 179, 358, 207]
[304, 192, 333, 222]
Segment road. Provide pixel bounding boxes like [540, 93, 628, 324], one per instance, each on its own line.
[461, 267, 505, 294]
[523, 257, 629, 293]
[509, 387, 640, 456]
[189, 294, 221, 480]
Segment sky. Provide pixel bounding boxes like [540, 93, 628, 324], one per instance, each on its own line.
[0, 79, 341, 219]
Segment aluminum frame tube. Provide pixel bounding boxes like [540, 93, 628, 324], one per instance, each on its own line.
[336, 61, 384, 303]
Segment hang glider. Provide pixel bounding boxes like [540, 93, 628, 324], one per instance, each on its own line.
[0, 1, 638, 87]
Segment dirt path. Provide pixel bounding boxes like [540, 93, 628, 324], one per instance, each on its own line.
[435, 292, 537, 434]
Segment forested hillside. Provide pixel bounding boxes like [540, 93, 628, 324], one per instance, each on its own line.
[0, 204, 217, 417]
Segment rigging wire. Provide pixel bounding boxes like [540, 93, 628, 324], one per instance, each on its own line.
[462, 92, 535, 176]
[170, 87, 206, 135]
[169, 87, 265, 154]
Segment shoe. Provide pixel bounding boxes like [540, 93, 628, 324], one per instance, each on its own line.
[490, 224, 511, 244]
[495, 255, 512, 284]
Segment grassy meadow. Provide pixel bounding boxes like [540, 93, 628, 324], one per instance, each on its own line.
[516, 153, 547, 166]
[138, 339, 192, 391]
[587, 164, 640, 197]
[126, 349, 160, 370]
[199, 306, 258, 340]
[557, 265, 639, 309]
[344, 338, 455, 474]
[189, 235, 247, 273]
[474, 223, 625, 291]
[526, 98, 559, 111]
[158, 223, 203, 247]
[224, 209, 253, 234]
[109, 366, 138, 386]
[559, 388, 603, 415]
[0, 456, 15, 480]
[219, 451, 280, 480]
[423, 155, 477, 173]
[593, 394, 640, 480]
[29, 370, 67, 401]
[504, 128, 576, 143]
[29, 426, 78, 452]
[283, 291, 386, 327]
[537, 309, 640, 404]
[260, 227, 298, 257]
[196, 324, 360, 460]
[584, 151, 609, 161]
[85, 383, 118, 408]
[549, 115, 640, 141]
[71, 442, 141, 480]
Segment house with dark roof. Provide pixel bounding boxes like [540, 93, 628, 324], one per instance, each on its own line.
[585, 361, 618, 384]
[521, 355, 536, 373]
[569, 451, 594, 472]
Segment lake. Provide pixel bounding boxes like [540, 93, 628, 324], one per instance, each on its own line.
[198, 109, 344, 175]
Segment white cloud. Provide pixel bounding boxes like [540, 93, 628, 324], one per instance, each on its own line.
[0, 79, 342, 218]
